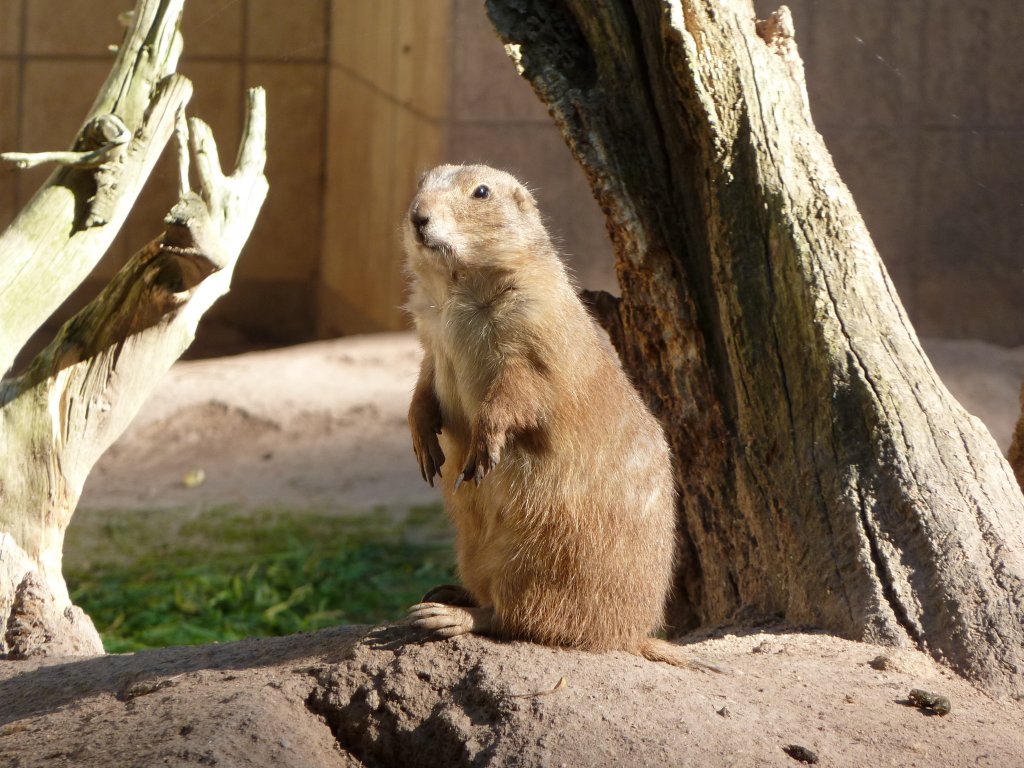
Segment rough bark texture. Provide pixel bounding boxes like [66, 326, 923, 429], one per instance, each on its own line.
[0, 0, 268, 657]
[486, 0, 1024, 696]
[3, 573, 103, 659]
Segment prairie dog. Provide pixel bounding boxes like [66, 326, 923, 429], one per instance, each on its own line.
[404, 164, 686, 665]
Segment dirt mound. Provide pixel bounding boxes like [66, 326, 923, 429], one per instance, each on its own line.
[2, 625, 1023, 766]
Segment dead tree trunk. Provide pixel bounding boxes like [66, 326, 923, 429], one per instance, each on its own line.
[486, 0, 1024, 696]
[0, 0, 268, 658]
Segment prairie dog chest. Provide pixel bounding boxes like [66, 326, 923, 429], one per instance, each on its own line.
[417, 282, 512, 428]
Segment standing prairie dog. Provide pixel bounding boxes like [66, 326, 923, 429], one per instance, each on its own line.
[404, 163, 691, 667]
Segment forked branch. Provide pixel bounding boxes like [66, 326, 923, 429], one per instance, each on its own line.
[0, 0, 187, 376]
[0, 88, 268, 658]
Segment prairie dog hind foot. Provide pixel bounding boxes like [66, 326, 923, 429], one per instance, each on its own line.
[407, 602, 495, 639]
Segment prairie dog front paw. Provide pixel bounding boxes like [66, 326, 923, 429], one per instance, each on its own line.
[411, 419, 445, 486]
[455, 425, 503, 490]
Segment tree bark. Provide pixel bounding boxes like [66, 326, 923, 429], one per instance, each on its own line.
[0, 1, 268, 658]
[486, 0, 1024, 696]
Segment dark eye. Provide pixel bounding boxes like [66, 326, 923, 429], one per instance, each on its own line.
[472, 185, 490, 200]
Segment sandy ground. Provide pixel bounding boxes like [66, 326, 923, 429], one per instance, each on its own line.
[80, 332, 435, 515]
[79, 332, 1024, 518]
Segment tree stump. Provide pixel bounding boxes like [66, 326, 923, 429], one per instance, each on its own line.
[486, 0, 1024, 697]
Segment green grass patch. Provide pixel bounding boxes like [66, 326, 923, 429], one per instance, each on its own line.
[65, 504, 454, 653]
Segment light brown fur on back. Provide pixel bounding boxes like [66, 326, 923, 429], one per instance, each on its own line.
[404, 164, 677, 656]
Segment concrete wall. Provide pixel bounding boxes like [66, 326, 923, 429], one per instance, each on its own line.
[443, 0, 616, 295]
[1, 1, 1022, 352]
[318, 0, 614, 337]
[445, 0, 1024, 346]
[319, 0, 451, 336]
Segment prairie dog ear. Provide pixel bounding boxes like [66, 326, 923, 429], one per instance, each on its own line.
[513, 185, 536, 212]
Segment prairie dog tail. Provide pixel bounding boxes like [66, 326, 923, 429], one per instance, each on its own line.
[639, 638, 730, 674]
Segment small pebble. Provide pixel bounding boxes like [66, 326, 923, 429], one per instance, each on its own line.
[908, 688, 951, 716]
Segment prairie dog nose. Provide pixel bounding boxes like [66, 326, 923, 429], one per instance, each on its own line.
[410, 206, 429, 230]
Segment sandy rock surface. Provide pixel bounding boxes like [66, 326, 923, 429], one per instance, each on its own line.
[2, 625, 1023, 767]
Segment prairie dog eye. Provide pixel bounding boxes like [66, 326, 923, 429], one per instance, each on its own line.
[472, 184, 490, 200]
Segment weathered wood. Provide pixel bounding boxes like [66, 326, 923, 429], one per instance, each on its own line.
[0, 93, 267, 656]
[486, 0, 1024, 696]
[0, 0, 268, 657]
[0, 0, 185, 376]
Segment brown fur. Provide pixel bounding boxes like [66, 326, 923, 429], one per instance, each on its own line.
[404, 164, 678, 660]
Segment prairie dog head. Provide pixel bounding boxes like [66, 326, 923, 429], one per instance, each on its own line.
[405, 164, 545, 276]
